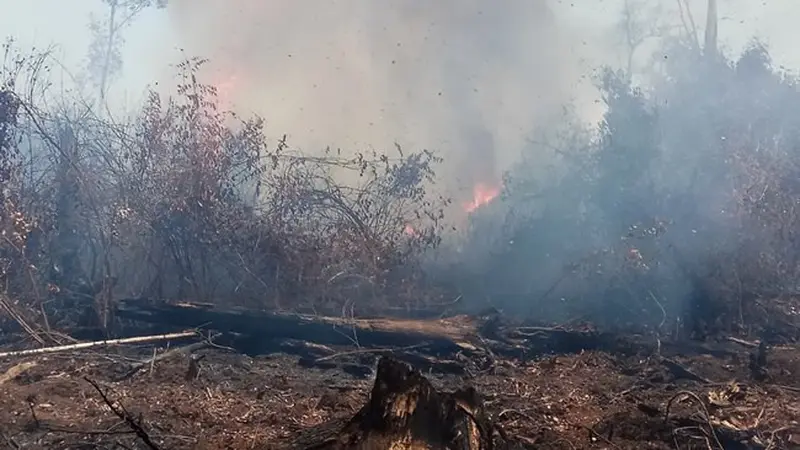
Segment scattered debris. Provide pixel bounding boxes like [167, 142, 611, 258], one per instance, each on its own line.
[0, 314, 797, 449]
[119, 340, 211, 381]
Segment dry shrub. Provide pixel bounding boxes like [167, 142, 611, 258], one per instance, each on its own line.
[0, 47, 53, 339]
[104, 58, 447, 319]
[0, 51, 449, 337]
[455, 43, 800, 342]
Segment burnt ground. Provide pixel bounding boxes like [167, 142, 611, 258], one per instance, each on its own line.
[0, 333, 798, 450]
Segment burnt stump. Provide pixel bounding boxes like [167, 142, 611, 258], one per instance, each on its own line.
[281, 356, 523, 450]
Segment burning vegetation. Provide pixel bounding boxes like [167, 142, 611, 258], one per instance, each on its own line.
[0, 1, 799, 449]
[463, 182, 501, 214]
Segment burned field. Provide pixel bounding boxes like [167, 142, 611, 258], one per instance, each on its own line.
[0, 302, 798, 449]
[4, 5, 800, 449]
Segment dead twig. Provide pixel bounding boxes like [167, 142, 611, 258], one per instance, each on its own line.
[313, 344, 426, 364]
[497, 408, 536, 423]
[727, 336, 759, 348]
[0, 293, 46, 346]
[0, 428, 20, 449]
[39, 423, 134, 436]
[84, 377, 163, 450]
[765, 425, 799, 450]
[661, 358, 712, 384]
[117, 339, 209, 381]
[768, 384, 800, 394]
[664, 390, 724, 450]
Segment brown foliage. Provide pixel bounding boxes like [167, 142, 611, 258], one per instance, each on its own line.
[0, 54, 449, 336]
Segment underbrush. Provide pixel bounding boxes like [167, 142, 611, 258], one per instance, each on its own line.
[2, 40, 800, 345]
[451, 41, 800, 343]
[0, 54, 449, 340]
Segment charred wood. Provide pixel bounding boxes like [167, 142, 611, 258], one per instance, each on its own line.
[276, 356, 527, 450]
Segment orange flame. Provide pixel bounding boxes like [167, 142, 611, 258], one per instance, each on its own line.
[463, 182, 500, 213]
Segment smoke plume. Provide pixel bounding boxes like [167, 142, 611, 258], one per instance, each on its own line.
[163, 0, 600, 204]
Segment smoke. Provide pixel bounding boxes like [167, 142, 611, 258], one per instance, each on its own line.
[162, 0, 604, 204]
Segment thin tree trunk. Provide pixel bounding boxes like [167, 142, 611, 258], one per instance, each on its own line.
[99, 0, 118, 102]
[704, 0, 718, 60]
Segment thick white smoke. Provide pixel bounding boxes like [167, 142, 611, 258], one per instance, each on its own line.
[162, 0, 606, 206]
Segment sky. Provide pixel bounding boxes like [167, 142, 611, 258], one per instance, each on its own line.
[2, 2, 796, 86]
[0, 0, 797, 202]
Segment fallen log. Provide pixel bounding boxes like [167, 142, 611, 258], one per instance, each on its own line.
[277, 356, 526, 450]
[115, 299, 744, 365]
[0, 330, 199, 359]
[116, 299, 492, 352]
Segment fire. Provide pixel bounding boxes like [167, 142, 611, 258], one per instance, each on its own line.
[463, 182, 500, 213]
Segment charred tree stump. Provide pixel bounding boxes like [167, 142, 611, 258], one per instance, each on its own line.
[282, 356, 521, 450]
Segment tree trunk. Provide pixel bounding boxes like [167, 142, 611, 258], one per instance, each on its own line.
[99, 0, 118, 102]
[704, 0, 718, 59]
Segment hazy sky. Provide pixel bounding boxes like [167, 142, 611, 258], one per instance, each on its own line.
[0, 0, 797, 201]
[2, 1, 796, 86]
